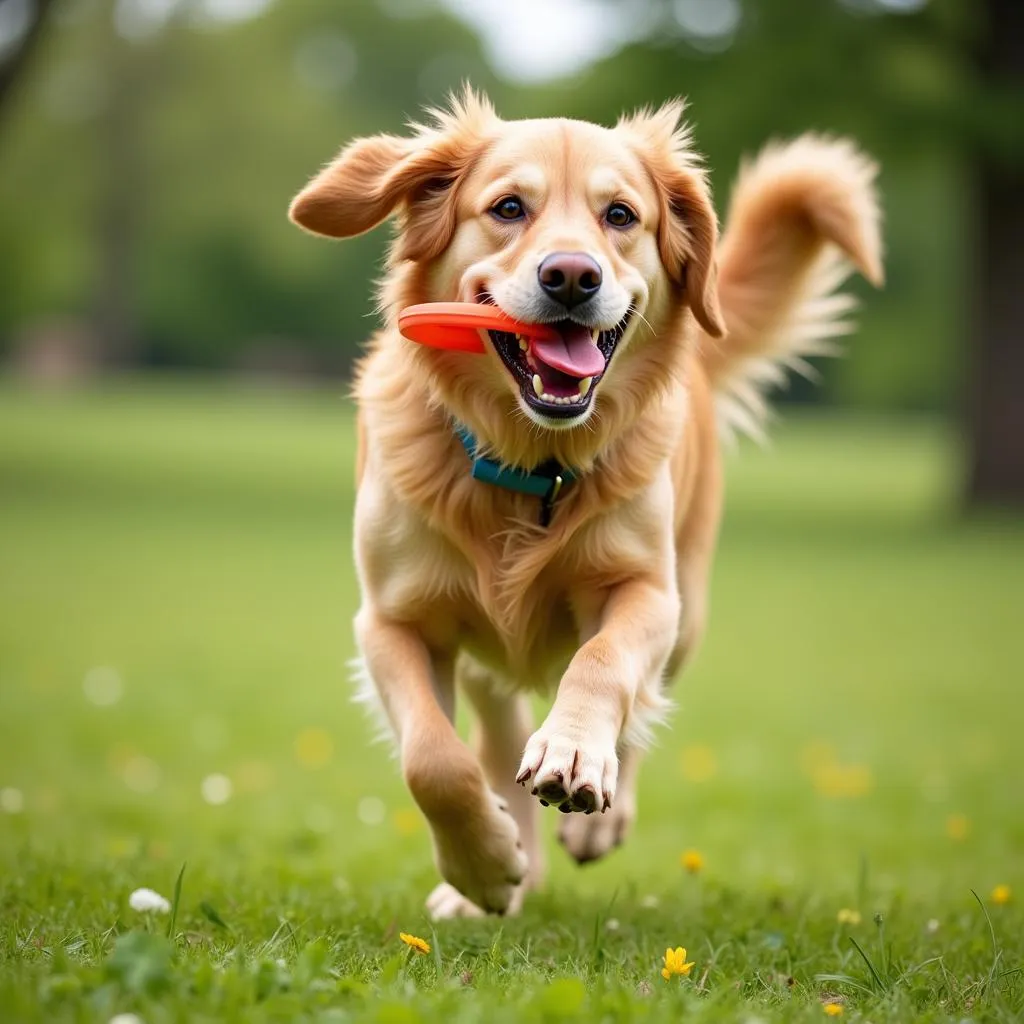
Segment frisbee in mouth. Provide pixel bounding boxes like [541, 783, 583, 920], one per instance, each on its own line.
[397, 301, 630, 419]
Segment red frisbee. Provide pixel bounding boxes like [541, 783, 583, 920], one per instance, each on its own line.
[398, 302, 560, 353]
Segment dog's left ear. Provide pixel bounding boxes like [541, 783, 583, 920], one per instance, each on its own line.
[289, 88, 495, 262]
[619, 101, 725, 338]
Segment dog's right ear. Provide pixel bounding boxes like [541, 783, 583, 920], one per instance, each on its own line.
[289, 88, 495, 260]
[289, 133, 420, 240]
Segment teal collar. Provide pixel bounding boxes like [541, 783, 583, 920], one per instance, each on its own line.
[454, 423, 576, 527]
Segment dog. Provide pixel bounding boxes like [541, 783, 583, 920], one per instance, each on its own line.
[289, 89, 881, 919]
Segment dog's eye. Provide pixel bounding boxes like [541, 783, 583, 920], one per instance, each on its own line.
[491, 196, 526, 221]
[605, 202, 637, 228]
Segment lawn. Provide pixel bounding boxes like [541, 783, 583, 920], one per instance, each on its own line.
[0, 378, 1021, 1023]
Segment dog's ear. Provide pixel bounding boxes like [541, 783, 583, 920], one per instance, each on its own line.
[289, 89, 495, 262]
[619, 101, 725, 338]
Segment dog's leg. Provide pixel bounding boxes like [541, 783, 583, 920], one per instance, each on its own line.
[427, 655, 542, 919]
[515, 579, 679, 814]
[356, 608, 527, 915]
[557, 741, 643, 863]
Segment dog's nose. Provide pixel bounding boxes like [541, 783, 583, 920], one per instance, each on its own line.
[537, 252, 603, 309]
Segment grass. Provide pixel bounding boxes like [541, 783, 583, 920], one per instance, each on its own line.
[0, 377, 1021, 1023]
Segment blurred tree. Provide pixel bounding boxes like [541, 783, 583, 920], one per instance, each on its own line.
[0, 0, 1020, 484]
[0, 0, 505, 371]
[0, 0, 55, 118]
[966, 0, 1024, 506]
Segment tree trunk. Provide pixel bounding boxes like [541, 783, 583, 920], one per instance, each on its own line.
[966, 0, 1024, 506]
[0, 0, 55, 121]
[91, 12, 144, 365]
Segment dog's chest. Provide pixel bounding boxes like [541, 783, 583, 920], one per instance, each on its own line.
[367, 507, 605, 682]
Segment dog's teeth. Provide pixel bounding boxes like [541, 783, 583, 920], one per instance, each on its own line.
[518, 336, 528, 351]
[532, 374, 544, 397]
[578, 376, 593, 398]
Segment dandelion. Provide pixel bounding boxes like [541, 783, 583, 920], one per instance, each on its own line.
[836, 908, 861, 926]
[991, 884, 1012, 905]
[294, 727, 333, 768]
[128, 888, 170, 913]
[926, 918, 940, 934]
[679, 744, 717, 782]
[605, 918, 620, 931]
[399, 932, 431, 955]
[661, 946, 694, 980]
[945, 813, 970, 841]
[109, 1015, 145, 1024]
[823, 1003, 844, 1016]
[392, 808, 421, 835]
[680, 849, 704, 874]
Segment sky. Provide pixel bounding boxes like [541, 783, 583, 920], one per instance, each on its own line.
[435, 0, 645, 83]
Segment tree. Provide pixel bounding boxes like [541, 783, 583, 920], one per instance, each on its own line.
[966, 0, 1024, 506]
[0, 0, 55, 119]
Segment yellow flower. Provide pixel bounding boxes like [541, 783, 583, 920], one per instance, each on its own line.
[836, 908, 861, 926]
[945, 814, 970, 841]
[823, 1002, 844, 1016]
[991, 884, 1012, 905]
[661, 947, 695, 980]
[294, 727, 333, 768]
[399, 932, 431, 955]
[680, 849, 704, 874]
[392, 808, 422, 836]
[679, 744, 718, 782]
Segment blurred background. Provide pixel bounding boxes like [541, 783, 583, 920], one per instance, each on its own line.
[0, 0, 1021, 503]
[1, 0, 1022, 945]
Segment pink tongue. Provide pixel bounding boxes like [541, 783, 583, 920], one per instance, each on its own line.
[531, 323, 606, 378]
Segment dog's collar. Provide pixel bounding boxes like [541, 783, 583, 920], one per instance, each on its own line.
[454, 423, 576, 527]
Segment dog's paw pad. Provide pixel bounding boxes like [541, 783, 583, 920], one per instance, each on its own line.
[516, 726, 617, 814]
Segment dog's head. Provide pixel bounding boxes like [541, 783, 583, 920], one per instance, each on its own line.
[291, 90, 723, 441]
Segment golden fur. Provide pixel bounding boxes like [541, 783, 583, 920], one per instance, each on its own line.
[290, 89, 882, 917]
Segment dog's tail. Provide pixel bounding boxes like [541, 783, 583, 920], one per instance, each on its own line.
[703, 135, 883, 441]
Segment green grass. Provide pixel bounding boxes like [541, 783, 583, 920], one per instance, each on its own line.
[0, 378, 1021, 1023]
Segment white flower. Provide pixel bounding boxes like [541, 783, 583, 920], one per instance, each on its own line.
[0, 787, 24, 814]
[128, 887, 170, 913]
[357, 795, 385, 826]
[109, 1014, 144, 1024]
[83, 666, 123, 706]
[200, 773, 232, 805]
[605, 917, 621, 931]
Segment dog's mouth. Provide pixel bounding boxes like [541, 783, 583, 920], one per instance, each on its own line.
[484, 307, 632, 420]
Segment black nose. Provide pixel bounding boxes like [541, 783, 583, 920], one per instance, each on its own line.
[537, 252, 603, 309]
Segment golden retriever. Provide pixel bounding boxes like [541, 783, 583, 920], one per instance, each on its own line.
[289, 89, 882, 919]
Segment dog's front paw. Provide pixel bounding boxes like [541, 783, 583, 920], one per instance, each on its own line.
[516, 723, 618, 814]
[430, 791, 528, 915]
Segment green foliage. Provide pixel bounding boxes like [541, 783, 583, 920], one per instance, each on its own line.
[0, 379, 1022, 1021]
[3, 0, 1016, 409]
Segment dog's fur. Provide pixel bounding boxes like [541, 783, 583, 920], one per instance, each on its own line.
[290, 90, 882, 919]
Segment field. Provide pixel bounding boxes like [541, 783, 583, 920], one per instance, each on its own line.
[0, 379, 1021, 1023]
